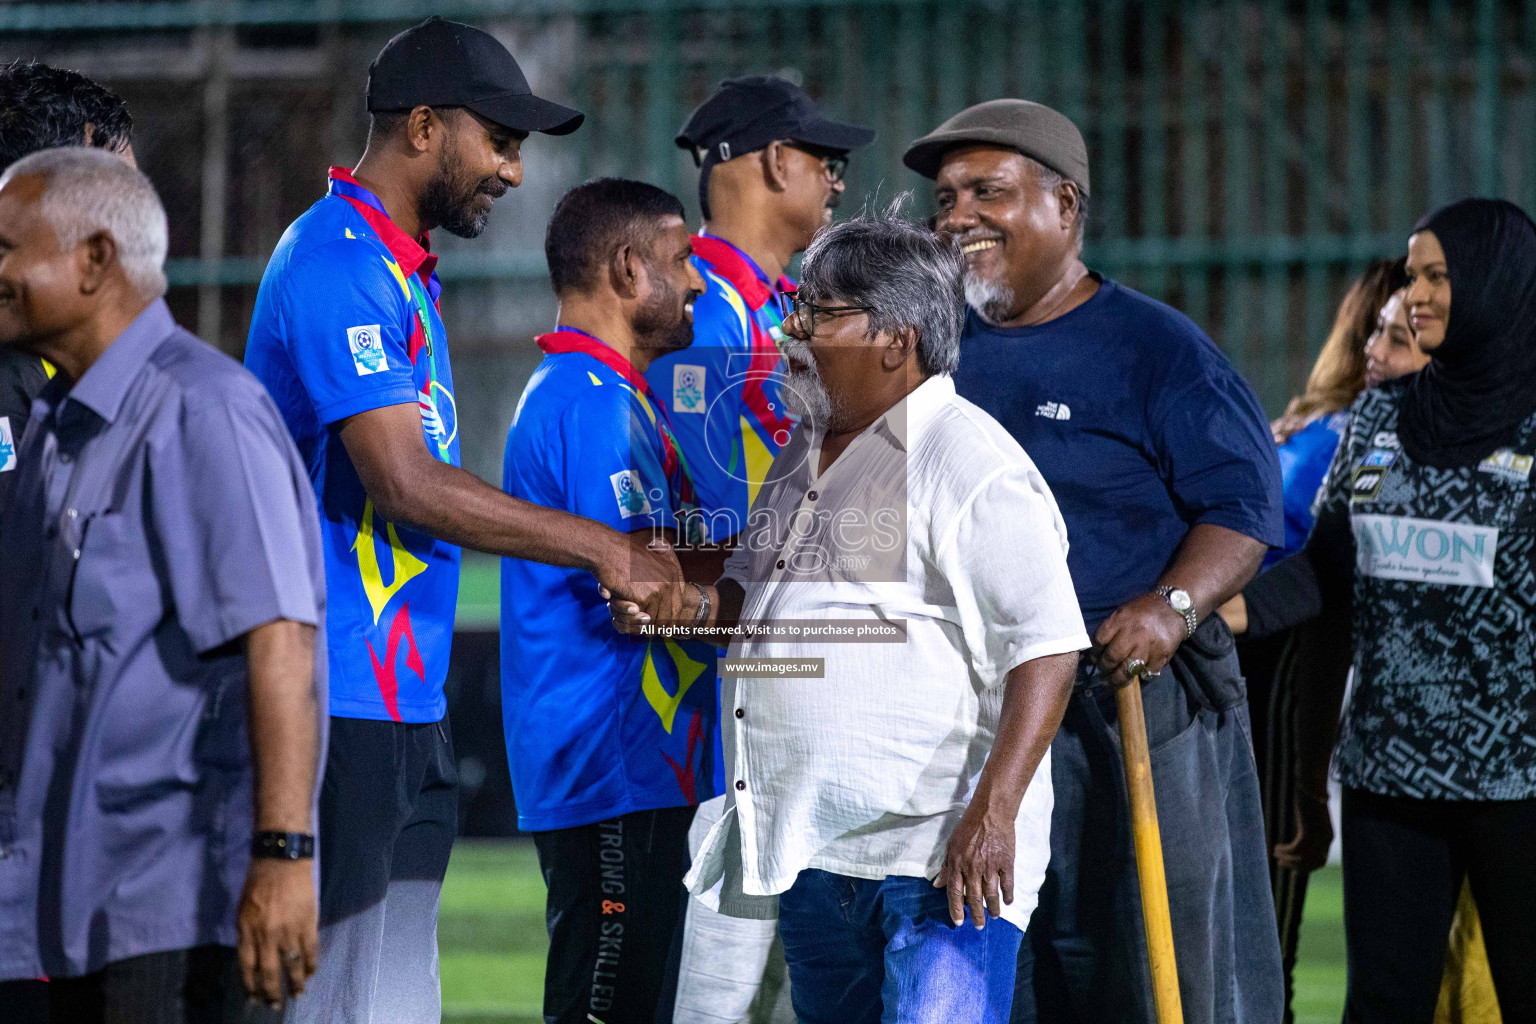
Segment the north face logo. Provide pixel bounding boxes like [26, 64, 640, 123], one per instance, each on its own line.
[1035, 402, 1071, 421]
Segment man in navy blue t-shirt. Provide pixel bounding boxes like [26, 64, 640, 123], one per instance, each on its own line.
[906, 101, 1284, 1023]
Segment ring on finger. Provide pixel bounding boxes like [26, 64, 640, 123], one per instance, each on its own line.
[1124, 657, 1148, 677]
[281, 949, 303, 963]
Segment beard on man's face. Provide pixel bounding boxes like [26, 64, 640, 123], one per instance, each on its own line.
[778, 334, 836, 428]
[634, 266, 695, 355]
[419, 139, 508, 239]
[962, 266, 1017, 327]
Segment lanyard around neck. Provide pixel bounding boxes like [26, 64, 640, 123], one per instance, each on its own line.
[535, 329, 696, 500]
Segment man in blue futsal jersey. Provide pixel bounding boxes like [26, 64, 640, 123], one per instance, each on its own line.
[906, 100, 1285, 1024]
[501, 178, 719, 1024]
[0, 61, 134, 520]
[246, 20, 678, 1024]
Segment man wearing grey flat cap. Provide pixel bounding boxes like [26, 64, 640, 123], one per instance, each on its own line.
[906, 100, 1284, 1024]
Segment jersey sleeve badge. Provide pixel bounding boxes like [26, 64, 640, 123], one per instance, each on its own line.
[347, 324, 387, 375]
[673, 364, 707, 414]
[610, 469, 655, 518]
[0, 416, 15, 472]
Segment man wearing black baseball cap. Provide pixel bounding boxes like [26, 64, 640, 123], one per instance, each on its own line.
[246, 19, 680, 1024]
[645, 76, 871, 1024]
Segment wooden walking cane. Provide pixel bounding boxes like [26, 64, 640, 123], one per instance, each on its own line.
[1116, 670, 1185, 1024]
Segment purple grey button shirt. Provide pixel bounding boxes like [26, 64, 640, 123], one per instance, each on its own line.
[0, 300, 327, 980]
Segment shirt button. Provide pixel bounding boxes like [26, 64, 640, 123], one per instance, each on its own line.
[734, 708, 744, 719]
[67, 508, 77, 519]
[776, 559, 786, 570]
[72, 549, 81, 560]
[735, 780, 746, 791]
[808, 490, 818, 501]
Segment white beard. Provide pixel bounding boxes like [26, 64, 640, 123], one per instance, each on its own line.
[782, 365, 833, 426]
[964, 272, 1018, 326]
[779, 336, 836, 427]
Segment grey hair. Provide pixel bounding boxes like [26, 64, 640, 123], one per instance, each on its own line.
[0, 146, 167, 299]
[1025, 155, 1088, 251]
[799, 195, 965, 376]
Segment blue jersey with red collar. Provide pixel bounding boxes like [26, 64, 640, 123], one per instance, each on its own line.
[501, 331, 717, 831]
[245, 167, 461, 723]
[647, 234, 797, 540]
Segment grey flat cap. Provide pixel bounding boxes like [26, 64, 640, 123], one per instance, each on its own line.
[903, 98, 1089, 195]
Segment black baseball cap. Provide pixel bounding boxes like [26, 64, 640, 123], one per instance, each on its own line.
[677, 76, 872, 217]
[677, 75, 873, 166]
[367, 17, 584, 136]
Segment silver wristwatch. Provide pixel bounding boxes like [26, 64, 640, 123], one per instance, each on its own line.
[1155, 586, 1198, 639]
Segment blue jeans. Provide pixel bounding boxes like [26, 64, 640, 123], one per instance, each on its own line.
[778, 869, 1023, 1024]
[1012, 664, 1284, 1024]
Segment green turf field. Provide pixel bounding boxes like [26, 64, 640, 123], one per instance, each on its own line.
[439, 839, 1349, 1024]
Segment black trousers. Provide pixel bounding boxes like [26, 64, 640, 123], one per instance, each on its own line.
[1235, 631, 1308, 1024]
[289, 715, 459, 1022]
[315, 715, 458, 929]
[1341, 788, 1536, 1023]
[533, 805, 696, 1024]
[5, 946, 280, 1024]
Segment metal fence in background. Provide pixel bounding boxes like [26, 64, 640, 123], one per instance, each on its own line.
[5, 0, 1536, 414]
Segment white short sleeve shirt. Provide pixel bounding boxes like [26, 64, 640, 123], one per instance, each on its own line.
[685, 374, 1089, 930]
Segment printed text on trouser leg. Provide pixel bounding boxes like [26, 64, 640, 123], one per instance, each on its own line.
[591, 817, 625, 1018]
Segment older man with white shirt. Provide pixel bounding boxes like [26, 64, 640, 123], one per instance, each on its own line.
[609, 210, 1088, 1023]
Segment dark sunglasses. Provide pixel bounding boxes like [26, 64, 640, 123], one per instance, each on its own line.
[783, 143, 849, 185]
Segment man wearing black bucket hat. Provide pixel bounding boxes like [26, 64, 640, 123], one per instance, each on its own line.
[646, 77, 871, 1024]
[246, 19, 677, 1024]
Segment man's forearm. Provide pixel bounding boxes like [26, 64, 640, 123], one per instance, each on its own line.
[700, 579, 746, 631]
[370, 458, 622, 571]
[971, 651, 1078, 817]
[246, 619, 320, 833]
[1158, 523, 1268, 622]
[678, 545, 730, 587]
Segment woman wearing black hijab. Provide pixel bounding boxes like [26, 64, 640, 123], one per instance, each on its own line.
[1226, 198, 1536, 1024]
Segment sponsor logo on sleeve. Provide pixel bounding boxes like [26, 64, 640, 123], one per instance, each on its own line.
[1352, 448, 1398, 501]
[347, 324, 387, 376]
[610, 470, 654, 519]
[1352, 468, 1385, 501]
[0, 416, 15, 472]
[1372, 431, 1400, 449]
[673, 364, 706, 414]
[1353, 513, 1497, 588]
[1477, 449, 1533, 484]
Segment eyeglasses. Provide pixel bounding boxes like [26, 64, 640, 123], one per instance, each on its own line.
[788, 294, 873, 337]
[784, 143, 849, 185]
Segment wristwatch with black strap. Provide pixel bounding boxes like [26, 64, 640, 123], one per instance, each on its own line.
[1155, 585, 1198, 639]
[251, 831, 315, 860]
